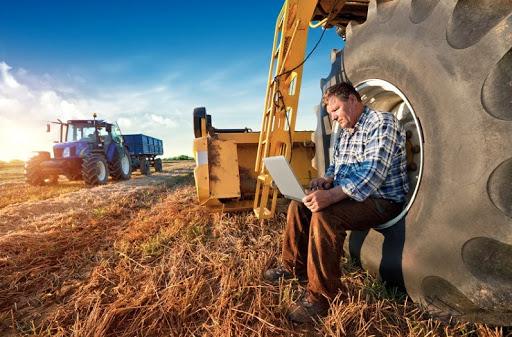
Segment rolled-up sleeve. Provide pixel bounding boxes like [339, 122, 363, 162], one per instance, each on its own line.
[325, 163, 335, 178]
[337, 118, 398, 201]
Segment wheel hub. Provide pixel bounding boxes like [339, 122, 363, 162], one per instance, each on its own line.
[97, 161, 107, 181]
[121, 155, 130, 174]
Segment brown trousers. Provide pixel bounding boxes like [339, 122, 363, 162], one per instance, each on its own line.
[282, 197, 403, 303]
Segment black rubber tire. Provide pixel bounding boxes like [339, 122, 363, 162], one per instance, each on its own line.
[110, 147, 132, 181]
[154, 158, 163, 172]
[139, 157, 151, 176]
[193, 107, 207, 138]
[25, 152, 51, 186]
[343, 0, 512, 325]
[82, 153, 109, 186]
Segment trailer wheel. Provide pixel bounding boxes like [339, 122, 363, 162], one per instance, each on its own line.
[139, 157, 151, 176]
[82, 153, 109, 186]
[154, 158, 163, 172]
[110, 147, 132, 181]
[25, 152, 51, 186]
[343, 0, 512, 324]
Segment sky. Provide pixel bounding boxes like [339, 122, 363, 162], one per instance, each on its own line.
[0, 0, 344, 161]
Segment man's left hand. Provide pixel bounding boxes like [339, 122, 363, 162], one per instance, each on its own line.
[302, 190, 333, 212]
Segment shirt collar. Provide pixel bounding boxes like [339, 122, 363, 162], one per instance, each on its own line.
[342, 106, 370, 135]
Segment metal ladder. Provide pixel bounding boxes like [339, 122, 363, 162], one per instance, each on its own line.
[253, 0, 318, 219]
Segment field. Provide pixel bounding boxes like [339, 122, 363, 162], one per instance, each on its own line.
[0, 161, 508, 337]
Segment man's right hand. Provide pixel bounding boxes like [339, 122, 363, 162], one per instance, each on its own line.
[308, 177, 334, 193]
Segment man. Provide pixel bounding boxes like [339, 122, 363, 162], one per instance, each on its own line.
[264, 82, 409, 323]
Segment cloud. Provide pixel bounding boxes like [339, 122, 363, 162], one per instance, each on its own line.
[0, 62, 21, 89]
[150, 114, 176, 128]
[0, 60, 270, 161]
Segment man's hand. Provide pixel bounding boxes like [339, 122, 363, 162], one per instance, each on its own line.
[302, 189, 333, 212]
[302, 186, 348, 212]
[308, 177, 334, 192]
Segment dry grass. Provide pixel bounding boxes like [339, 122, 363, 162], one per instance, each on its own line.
[0, 167, 509, 336]
[0, 163, 83, 209]
[0, 161, 188, 209]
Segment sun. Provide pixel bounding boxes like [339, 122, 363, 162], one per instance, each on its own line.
[0, 121, 55, 162]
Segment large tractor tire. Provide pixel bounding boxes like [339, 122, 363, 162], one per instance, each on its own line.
[342, 0, 512, 325]
[110, 147, 132, 181]
[25, 152, 51, 186]
[154, 158, 163, 172]
[82, 153, 109, 186]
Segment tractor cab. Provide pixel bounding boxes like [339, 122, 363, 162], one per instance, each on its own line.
[50, 119, 124, 160]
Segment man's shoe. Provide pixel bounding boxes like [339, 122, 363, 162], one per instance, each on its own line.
[288, 297, 329, 324]
[263, 266, 294, 284]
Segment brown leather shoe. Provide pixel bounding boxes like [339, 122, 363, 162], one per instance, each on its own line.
[288, 297, 329, 324]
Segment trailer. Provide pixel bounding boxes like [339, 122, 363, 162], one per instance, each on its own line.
[123, 134, 164, 175]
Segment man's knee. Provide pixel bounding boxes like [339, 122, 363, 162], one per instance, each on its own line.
[288, 200, 308, 216]
[311, 210, 331, 223]
[309, 210, 336, 234]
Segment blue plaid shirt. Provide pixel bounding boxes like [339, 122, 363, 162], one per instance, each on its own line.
[325, 106, 409, 203]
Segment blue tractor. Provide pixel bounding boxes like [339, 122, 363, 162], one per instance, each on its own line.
[25, 114, 132, 186]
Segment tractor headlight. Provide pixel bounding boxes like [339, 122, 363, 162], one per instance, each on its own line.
[78, 147, 87, 158]
[62, 147, 71, 158]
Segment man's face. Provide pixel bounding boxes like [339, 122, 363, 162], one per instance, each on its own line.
[326, 95, 357, 129]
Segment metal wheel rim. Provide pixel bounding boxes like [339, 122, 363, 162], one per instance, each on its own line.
[97, 161, 107, 181]
[121, 155, 130, 174]
[355, 79, 424, 229]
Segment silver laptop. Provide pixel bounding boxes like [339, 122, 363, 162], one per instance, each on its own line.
[263, 156, 306, 201]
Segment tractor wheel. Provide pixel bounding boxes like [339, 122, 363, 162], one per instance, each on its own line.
[343, 0, 512, 324]
[154, 158, 163, 172]
[25, 152, 51, 186]
[110, 147, 132, 181]
[139, 157, 151, 176]
[82, 153, 109, 186]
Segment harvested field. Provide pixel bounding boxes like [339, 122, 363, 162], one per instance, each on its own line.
[0, 161, 509, 336]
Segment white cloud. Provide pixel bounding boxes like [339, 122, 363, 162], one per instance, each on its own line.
[0, 60, 278, 161]
[0, 62, 20, 89]
[150, 114, 176, 128]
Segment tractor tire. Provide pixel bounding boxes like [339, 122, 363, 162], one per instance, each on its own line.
[82, 153, 109, 186]
[25, 152, 51, 186]
[154, 158, 163, 172]
[139, 157, 151, 176]
[342, 0, 512, 325]
[110, 147, 132, 181]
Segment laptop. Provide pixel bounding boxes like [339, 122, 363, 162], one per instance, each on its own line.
[263, 156, 306, 202]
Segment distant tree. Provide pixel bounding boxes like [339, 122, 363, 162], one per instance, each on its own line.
[169, 155, 193, 161]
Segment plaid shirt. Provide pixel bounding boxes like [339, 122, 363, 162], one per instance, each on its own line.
[325, 106, 409, 203]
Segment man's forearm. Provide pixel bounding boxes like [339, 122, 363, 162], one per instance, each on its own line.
[327, 186, 348, 204]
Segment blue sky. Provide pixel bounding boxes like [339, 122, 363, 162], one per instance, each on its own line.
[0, 1, 344, 160]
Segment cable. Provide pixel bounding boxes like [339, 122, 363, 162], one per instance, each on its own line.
[274, 27, 327, 80]
[269, 0, 342, 163]
[272, 27, 327, 163]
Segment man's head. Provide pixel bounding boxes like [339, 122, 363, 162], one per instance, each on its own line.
[324, 82, 364, 129]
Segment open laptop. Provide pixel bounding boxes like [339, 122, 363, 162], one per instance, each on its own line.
[263, 156, 306, 201]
